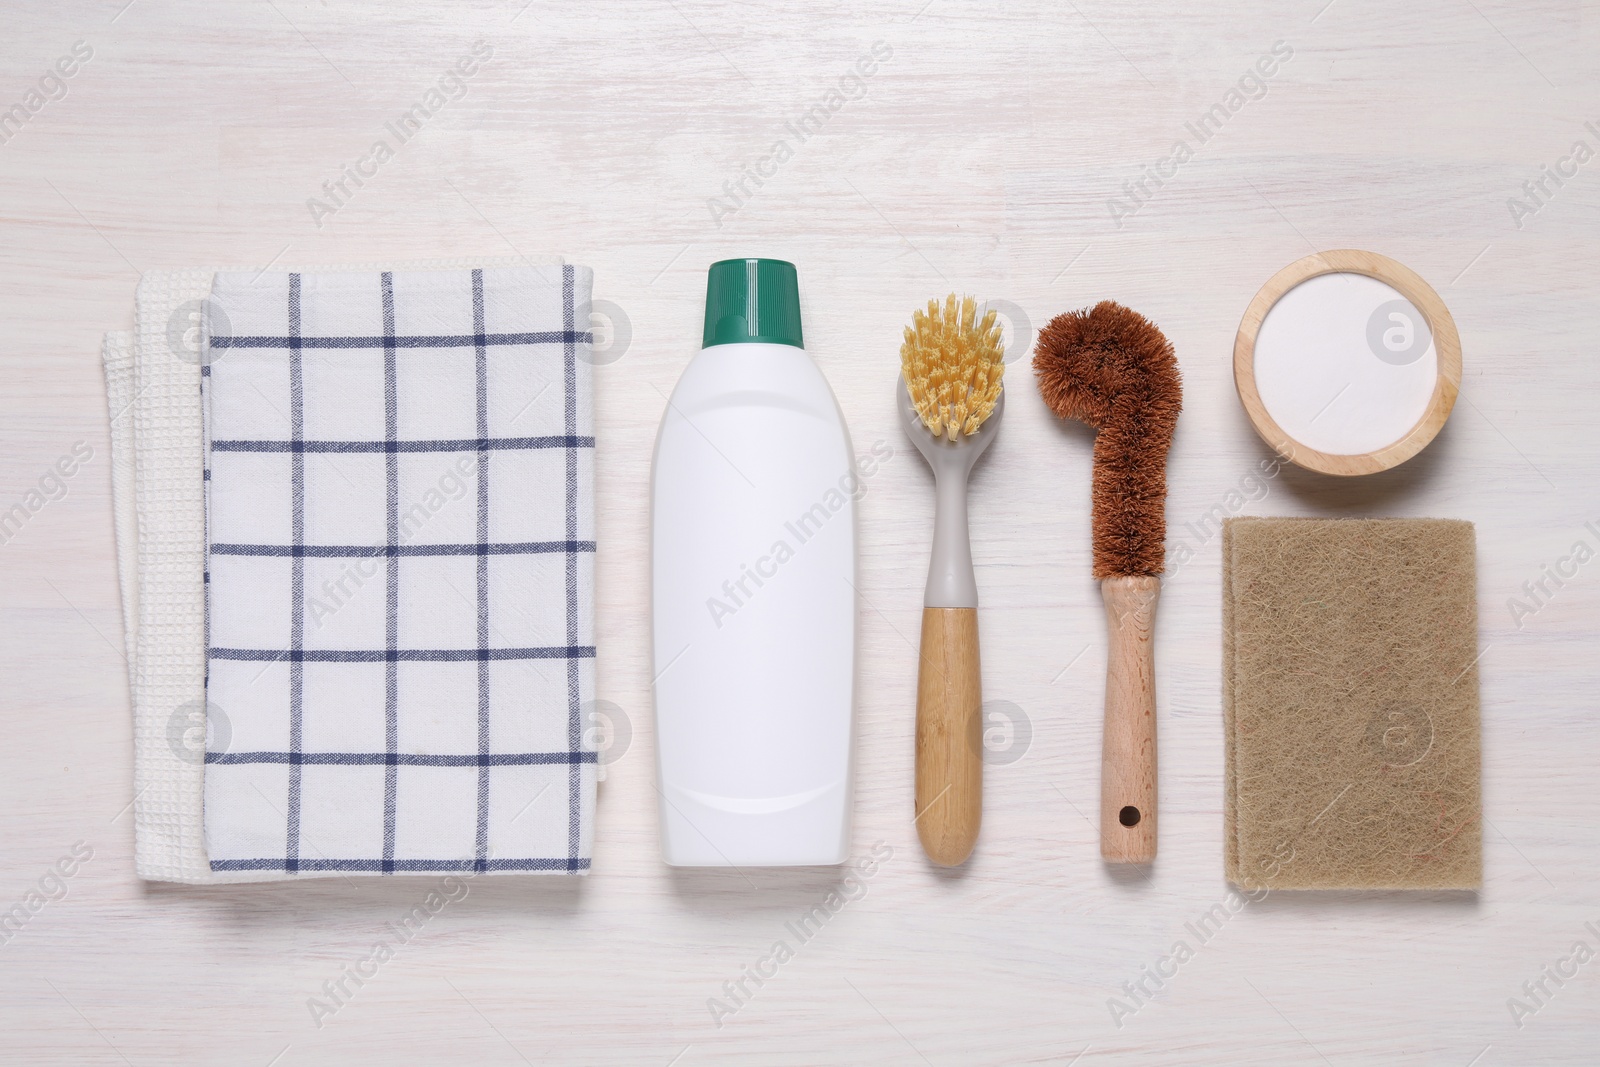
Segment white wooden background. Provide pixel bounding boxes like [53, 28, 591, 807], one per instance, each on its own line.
[2, 0, 1597, 1063]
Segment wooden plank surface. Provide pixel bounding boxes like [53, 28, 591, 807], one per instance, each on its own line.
[2, 1, 1597, 1063]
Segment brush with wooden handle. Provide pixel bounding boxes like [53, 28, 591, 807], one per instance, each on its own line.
[1033, 301, 1181, 863]
[898, 295, 1005, 867]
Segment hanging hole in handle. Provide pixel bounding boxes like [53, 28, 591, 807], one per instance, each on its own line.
[1118, 805, 1141, 827]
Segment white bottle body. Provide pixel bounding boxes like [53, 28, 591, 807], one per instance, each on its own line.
[651, 342, 857, 866]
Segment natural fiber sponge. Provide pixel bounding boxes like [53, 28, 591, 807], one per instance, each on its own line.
[1223, 517, 1482, 890]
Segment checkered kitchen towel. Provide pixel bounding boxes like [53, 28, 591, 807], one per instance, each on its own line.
[202, 266, 596, 875]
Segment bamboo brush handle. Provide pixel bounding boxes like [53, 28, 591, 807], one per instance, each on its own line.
[914, 606, 982, 866]
[1099, 575, 1160, 863]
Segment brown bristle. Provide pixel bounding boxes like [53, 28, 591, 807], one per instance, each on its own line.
[1032, 300, 1182, 579]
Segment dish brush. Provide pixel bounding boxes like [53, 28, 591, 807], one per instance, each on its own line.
[898, 295, 1005, 867]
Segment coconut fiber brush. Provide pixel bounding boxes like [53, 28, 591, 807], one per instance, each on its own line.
[1034, 301, 1181, 863]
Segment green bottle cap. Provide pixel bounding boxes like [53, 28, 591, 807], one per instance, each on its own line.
[702, 258, 804, 349]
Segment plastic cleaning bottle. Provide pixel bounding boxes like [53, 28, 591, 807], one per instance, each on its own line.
[651, 258, 857, 866]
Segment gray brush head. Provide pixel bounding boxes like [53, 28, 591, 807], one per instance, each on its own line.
[899, 375, 1004, 606]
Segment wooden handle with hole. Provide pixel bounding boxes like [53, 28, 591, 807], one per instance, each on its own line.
[914, 607, 982, 866]
[1100, 575, 1159, 863]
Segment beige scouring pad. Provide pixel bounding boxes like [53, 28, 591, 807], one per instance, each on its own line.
[1223, 517, 1482, 890]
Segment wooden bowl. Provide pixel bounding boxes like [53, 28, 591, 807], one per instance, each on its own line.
[1233, 249, 1462, 477]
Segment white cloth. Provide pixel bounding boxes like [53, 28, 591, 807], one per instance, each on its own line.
[116, 269, 214, 883]
[104, 255, 591, 883]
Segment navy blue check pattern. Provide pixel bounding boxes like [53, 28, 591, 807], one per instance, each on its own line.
[201, 266, 597, 875]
